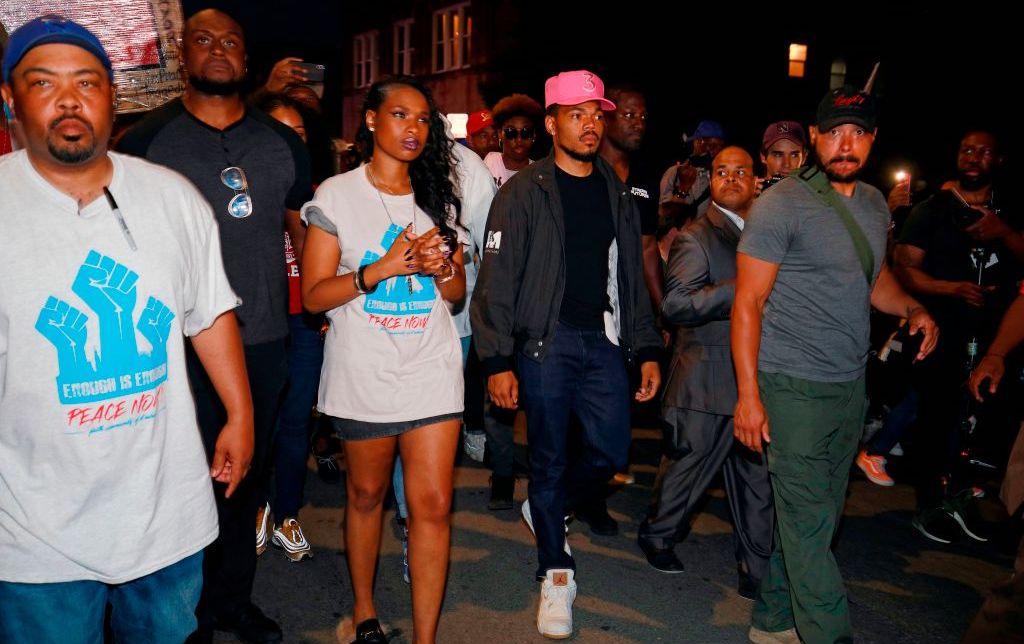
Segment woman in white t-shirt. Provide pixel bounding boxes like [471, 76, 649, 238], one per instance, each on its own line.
[300, 77, 465, 644]
[482, 93, 544, 188]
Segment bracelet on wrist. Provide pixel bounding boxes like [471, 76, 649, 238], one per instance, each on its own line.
[434, 260, 456, 284]
[357, 264, 378, 294]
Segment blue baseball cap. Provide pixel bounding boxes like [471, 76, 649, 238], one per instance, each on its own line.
[691, 120, 725, 141]
[2, 15, 113, 83]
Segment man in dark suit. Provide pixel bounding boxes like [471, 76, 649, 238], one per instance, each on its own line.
[637, 147, 774, 600]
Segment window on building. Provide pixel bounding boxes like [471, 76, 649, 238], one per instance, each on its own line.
[353, 30, 379, 89]
[432, 2, 472, 73]
[830, 59, 847, 90]
[393, 19, 414, 75]
[788, 43, 807, 78]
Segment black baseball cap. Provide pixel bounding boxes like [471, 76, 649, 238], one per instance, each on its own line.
[815, 85, 877, 131]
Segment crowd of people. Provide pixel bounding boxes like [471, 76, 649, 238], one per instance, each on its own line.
[0, 9, 1021, 644]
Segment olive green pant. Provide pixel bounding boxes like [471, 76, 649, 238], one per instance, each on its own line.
[751, 371, 866, 644]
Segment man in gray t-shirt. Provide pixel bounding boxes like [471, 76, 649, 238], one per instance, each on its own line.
[731, 86, 939, 644]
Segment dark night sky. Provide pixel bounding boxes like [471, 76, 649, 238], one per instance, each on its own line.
[183, 1, 1015, 197]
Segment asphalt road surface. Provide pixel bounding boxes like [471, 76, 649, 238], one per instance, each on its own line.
[217, 424, 1013, 643]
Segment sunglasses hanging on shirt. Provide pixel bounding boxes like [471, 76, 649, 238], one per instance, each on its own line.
[221, 166, 253, 219]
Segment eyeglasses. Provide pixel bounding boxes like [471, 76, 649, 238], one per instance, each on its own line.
[502, 126, 535, 141]
[221, 166, 253, 218]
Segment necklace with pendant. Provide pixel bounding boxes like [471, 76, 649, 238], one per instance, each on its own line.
[367, 165, 416, 294]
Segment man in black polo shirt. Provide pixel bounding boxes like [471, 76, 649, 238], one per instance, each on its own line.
[119, 9, 311, 643]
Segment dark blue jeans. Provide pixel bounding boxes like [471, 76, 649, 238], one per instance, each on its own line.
[519, 321, 631, 579]
[0, 551, 202, 643]
[271, 313, 324, 519]
[867, 387, 917, 457]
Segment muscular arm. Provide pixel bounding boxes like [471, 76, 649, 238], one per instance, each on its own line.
[730, 253, 779, 452]
[892, 243, 956, 298]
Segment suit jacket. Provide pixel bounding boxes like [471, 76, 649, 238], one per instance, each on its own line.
[661, 204, 741, 416]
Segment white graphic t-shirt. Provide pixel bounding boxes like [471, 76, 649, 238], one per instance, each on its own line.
[484, 151, 531, 189]
[0, 151, 239, 583]
[302, 167, 465, 423]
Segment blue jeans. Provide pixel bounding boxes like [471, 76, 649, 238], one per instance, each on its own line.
[519, 321, 631, 579]
[867, 387, 917, 457]
[271, 313, 324, 518]
[392, 335, 472, 519]
[0, 551, 203, 643]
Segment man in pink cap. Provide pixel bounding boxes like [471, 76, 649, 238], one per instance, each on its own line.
[472, 70, 662, 639]
[759, 120, 807, 193]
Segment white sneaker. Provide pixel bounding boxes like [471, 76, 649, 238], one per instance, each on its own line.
[256, 502, 271, 556]
[537, 569, 576, 639]
[463, 429, 486, 462]
[271, 517, 313, 562]
[521, 499, 571, 555]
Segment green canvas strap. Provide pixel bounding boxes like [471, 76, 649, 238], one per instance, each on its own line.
[793, 166, 876, 285]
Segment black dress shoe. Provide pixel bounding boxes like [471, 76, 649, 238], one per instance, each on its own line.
[223, 603, 283, 643]
[574, 501, 619, 536]
[488, 474, 515, 510]
[638, 538, 685, 573]
[737, 568, 760, 601]
[352, 618, 388, 643]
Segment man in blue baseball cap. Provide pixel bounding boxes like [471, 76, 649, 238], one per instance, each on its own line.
[2, 14, 113, 82]
[0, 14, 253, 644]
[659, 119, 727, 229]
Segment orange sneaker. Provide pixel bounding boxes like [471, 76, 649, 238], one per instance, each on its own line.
[857, 450, 894, 487]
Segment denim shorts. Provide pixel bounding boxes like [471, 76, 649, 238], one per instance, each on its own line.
[329, 412, 462, 441]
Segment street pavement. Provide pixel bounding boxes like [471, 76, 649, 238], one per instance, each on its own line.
[225, 424, 1014, 643]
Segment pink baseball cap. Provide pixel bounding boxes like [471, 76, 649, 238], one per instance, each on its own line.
[544, 70, 616, 111]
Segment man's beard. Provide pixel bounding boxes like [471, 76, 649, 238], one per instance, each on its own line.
[558, 141, 598, 163]
[957, 167, 991, 191]
[610, 132, 642, 153]
[47, 116, 97, 164]
[820, 155, 863, 183]
[190, 74, 245, 97]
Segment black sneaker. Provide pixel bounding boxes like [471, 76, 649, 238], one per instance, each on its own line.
[574, 500, 619, 536]
[638, 537, 685, 574]
[315, 452, 341, 483]
[352, 618, 387, 643]
[221, 603, 282, 643]
[488, 474, 515, 511]
[912, 506, 960, 544]
[737, 567, 759, 601]
[946, 491, 991, 542]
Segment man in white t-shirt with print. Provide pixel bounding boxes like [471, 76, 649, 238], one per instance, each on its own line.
[0, 16, 251, 642]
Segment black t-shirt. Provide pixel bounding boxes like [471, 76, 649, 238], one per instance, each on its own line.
[899, 189, 1022, 337]
[118, 99, 313, 345]
[555, 167, 616, 329]
[626, 163, 659, 237]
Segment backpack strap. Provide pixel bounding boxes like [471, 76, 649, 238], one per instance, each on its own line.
[792, 166, 876, 285]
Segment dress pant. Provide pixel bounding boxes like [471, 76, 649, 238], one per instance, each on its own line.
[639, 407, 773, 583]
[752, 372, 865, 644]
[187, 339, 288, 624]
[519, 321, 631, 580]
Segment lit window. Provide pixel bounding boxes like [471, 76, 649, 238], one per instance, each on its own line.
[432, 2, 472, 73]
[353, 30, 379, 89]
[393, 18, 414, 75]
[830, 59, 847, 89]
[788, 43, 807, 78]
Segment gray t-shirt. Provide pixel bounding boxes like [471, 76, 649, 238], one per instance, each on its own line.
[737, 176, 890, 382]
[119, 99, 312, 345]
